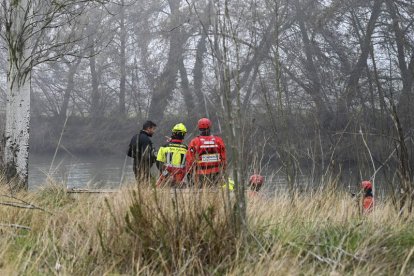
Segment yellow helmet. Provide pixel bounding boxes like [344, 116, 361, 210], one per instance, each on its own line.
[172, 123, 187, 134]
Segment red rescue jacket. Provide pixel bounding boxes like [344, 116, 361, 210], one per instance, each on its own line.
[363, 196, 374, 213]
[186, 135, 226, 175]
[362, 188, 374, 214]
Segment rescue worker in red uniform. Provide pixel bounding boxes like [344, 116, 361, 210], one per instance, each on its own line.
[156, 123, 188, 188]
[361, 180, 374, 213]
[248, 174, 265, 197]
[186, 118, 226, 188]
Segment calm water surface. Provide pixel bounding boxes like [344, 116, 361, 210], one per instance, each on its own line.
[28, 154, 322, 191]
[29, 154, 388, 197]
[29, 154, 142, 189]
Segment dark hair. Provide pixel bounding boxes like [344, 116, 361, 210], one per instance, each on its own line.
[364, 189, 373, 197]
[171, 132, 185, 140]
[143, 120, 157, 130]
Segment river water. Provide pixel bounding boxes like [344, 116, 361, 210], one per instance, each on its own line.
[27, 153, 337, 190]
[28, 153, 393, 198]
[29, 154, 140, 189]
[28, 153, 286, 191]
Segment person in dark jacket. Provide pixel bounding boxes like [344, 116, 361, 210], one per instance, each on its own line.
[127, 120, 157, 182]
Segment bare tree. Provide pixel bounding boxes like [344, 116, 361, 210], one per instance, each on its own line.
[385, 0, 414, 123]
[0, 0, 106, 189]
[148, 0, 192, 122]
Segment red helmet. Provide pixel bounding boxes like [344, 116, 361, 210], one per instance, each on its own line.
[198, 118, 212, 129]
[361, 181, 372, 190]
[249, 174, 264, 187]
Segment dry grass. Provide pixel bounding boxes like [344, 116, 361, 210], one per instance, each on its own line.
[0, 181, 413, 275]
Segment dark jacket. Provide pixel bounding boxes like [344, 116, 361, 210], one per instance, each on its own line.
[127, 130, 156, 175]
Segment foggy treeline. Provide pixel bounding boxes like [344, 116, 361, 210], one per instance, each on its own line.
[0, 0, 413, 192]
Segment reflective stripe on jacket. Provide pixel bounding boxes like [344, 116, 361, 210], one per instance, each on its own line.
[157, 140, 187, 180]
[186, 135, 226, 175]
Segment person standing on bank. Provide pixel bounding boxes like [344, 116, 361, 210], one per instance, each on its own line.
[186, 118, 226, 187]
[127, 120, 157, 182]
[156, 123, 188, 188]
[361, 180, 374, 214]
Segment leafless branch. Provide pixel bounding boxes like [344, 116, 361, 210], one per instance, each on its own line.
[0, 194, 53, 214]
[0, 223, 31, 230]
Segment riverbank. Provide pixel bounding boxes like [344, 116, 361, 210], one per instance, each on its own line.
[0, 182, 413, 274]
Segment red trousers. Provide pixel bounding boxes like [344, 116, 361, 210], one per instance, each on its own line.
[156, 171, 185, 188]
[363, 196, 374, 213]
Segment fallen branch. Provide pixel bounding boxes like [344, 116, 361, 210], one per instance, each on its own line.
[67, 188, 118, 194]
[0, 194, 53, 215]
[0, 223, 31, 230]
[0, 201, 39, 209]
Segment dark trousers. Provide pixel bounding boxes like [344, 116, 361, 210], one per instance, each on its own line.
[133, 162, 152, 184]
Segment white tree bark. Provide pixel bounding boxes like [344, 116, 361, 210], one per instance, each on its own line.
[4, 76, 31, 188]
[4, 0, 32, 189]
[2, 0, 106, 189]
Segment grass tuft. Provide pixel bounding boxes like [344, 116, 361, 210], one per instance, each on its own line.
[0, 181, 413, 275]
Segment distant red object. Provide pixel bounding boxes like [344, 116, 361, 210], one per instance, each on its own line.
[249, 174, 264, 191]
[249, 174, 264, 185]
[361, 180, 374, 213]
[363, 196, 374, 213]
[361, 180, 372, 190]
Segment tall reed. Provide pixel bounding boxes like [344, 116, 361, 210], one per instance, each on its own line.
[0, 181, 413, 275]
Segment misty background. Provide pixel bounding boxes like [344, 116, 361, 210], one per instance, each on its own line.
[0, 0, 413, 193]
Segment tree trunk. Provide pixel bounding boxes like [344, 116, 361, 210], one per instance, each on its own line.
[4, 78, 31, 190]
[59, 58, 81, 122]
[232, 15, 276, 99]
[4, 0, 32, 190]
[119, 0, 127, 116]
[148, 0, 185, 122]
[294, 0, 331, 127]
[386, 0, 414, 123]
[338, 0, 383, 119]
[241, 66, 258, 111]
[89, 41, 100, 119]
[220, 0, 247, 233]
[193, 33, 207, 114]
[178, 58, 195, 117]
[369, 45, 387, 115]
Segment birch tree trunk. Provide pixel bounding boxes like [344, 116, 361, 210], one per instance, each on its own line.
[4, 0, 32, 190]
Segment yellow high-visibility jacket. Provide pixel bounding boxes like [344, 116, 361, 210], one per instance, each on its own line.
[157, 140, 188, 170]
